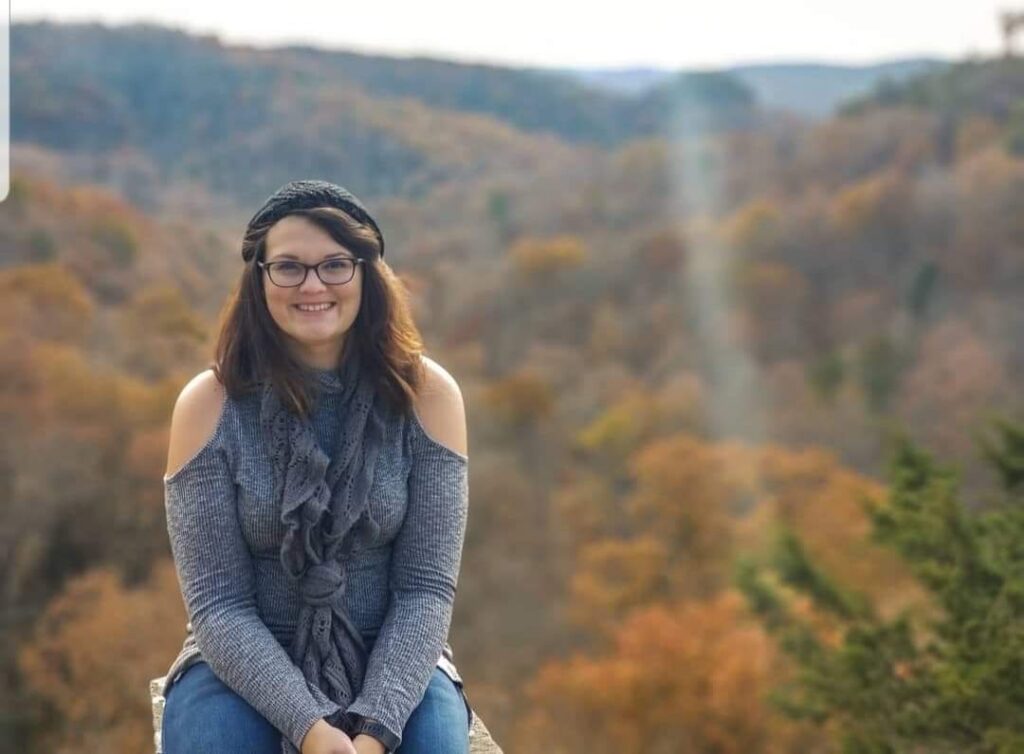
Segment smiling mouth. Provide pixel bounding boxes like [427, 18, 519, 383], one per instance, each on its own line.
[293, 303, 336, 313]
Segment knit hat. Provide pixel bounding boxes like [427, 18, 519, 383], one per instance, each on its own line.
[243, 179, 385, 261]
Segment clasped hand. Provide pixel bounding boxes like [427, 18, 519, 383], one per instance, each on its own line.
[300, 718, 386, 754]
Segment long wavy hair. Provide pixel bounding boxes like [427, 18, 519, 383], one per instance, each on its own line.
[212, 206, 426, 419]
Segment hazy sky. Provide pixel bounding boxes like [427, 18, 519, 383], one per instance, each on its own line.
[12, 1, 1013, 70]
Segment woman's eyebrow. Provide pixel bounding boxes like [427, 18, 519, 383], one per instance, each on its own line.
[270, 251, 354, 261]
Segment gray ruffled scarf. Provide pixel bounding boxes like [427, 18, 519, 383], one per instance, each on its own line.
[259, 348, 387, 753]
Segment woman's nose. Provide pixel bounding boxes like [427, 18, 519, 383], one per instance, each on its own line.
[299, 267, 328, 292]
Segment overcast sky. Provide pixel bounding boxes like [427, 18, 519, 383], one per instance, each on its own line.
[12, 1, 1014, 70]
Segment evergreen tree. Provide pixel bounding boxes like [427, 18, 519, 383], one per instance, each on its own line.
[737, 417, 1024, 753]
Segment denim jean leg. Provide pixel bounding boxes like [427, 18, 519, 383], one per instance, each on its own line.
[161, 662, 283, 754]
[396, 667, 470, 754]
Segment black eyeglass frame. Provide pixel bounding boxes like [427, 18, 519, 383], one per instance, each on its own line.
[256, 257, 365, 287]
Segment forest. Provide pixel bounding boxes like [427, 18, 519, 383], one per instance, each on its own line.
[2, 20, 1023, 754]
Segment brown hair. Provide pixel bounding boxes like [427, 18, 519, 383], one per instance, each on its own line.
[212, 206, 425, 418]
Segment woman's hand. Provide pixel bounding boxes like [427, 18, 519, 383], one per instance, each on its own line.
[300, 718, 358, 754]
[352, 734, 387, 754]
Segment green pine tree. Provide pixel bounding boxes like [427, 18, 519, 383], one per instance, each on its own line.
[736, 417, 1024, 753]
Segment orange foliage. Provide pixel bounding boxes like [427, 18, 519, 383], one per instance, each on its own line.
[548, 431, 928, 751]
[568, 536, 670, 627]
[739, 444, 926, 620]
[625, 435, 745, 596]
[17, 560, 187, 754]
[518, 592, 821, 754]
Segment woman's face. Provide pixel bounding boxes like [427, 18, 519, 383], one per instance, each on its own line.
[262, 214, 363, 369]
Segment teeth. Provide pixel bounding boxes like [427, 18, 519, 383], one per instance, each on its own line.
[296, 303, 333, 312]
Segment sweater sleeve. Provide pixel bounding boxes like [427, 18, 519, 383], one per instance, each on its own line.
[163, 408, 342, 750]
[343, 412, 469, 750]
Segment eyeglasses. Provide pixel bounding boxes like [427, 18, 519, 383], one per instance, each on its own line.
[257, 257, 364, 287]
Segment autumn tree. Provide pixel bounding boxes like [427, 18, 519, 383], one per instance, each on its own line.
[17, 561, 187, 754]
[541, 421, 928, 752]
[516, 592, 825, 754]
[508, 235, 586, 284]
[115, 283, 209, 378]
[0, 264, 96, 344]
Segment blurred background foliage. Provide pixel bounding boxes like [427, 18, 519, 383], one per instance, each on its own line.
[3, 19, 1023, 753]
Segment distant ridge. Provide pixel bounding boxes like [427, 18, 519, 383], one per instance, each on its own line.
[558, 58, 948, 118]
[10, 20, 971, 216]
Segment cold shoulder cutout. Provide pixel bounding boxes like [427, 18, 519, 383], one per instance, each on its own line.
[409, 408, 469, 463]
[412, 356, 468, 459]
[164, 369, 228, 482]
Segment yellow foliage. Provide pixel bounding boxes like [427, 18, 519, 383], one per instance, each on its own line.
[575, 388, 662, 460]
[722, 198, 782, 253]
[29, 342, 119, 425]
[955, 115, 1001, 159]
[117, 284, 210, 377]
[0, 263, 95, 343]
[828, 169, 909, 237]
[121, 284, 207, 343]
[89, 216, 140, 264]
[482, 370, 554, 428]
[22, 341, 173, 430]
[508, 235, 586, 281]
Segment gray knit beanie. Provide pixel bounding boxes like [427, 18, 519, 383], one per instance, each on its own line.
[243, 179, 385, 261]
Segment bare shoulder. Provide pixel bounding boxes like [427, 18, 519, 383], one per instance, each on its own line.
[412, 355, 467, 457]
[165, 369, 227, 479]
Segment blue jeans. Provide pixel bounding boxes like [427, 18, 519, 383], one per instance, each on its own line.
[162, 661, 471, 754]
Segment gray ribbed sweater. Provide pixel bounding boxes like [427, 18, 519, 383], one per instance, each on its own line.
[160, 367, 469, 751]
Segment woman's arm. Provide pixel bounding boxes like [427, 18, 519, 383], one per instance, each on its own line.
[343, 358, 469, 752]
[164, 370, 344, 751]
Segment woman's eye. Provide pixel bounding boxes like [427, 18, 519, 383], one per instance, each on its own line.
[322, 259, 351, 272]
[276, 262, 302, 273]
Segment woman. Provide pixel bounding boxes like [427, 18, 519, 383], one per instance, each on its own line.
[159, 180, 473, 754]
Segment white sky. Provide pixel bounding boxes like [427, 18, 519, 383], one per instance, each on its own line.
[12, 1, 1013, 70]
